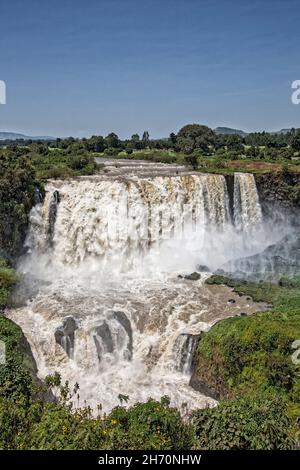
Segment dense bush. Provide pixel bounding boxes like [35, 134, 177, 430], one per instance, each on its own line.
[193, 276, 300, 413]
[193, 395, 294, 450]
[104, 147, 120, 156]
[0, 151, 40, 259]
[26, 397, 194, 450]
[0, 258, 17, 307]
[30, 150, 97, 179]
[0, 316, 37, 402]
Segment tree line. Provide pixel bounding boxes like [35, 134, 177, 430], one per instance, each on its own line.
[1, 124, 300, 157]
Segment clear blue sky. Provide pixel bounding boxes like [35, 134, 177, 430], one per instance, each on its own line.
[0, 0, 299, 138]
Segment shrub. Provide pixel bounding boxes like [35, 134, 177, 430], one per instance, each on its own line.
[193, 395, 294, 450]
[104, 147, 119, 156]
[0, 258, 17, 307]
[102, 398, 195, 450]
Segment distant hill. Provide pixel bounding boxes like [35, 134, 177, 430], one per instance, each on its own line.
[0, 131, 54, 141]
[215, 127, 294, 136]
[273, 128, 292, 135]
[214, 127, 247, 137]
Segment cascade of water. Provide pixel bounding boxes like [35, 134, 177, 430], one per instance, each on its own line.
[173, 333, 199, 375]
[233, 173, 262, 230]
[8, 171, 265, 414]
[26, 174, 231, 269]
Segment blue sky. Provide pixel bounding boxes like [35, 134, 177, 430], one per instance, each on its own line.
[0, 0, 299, 138]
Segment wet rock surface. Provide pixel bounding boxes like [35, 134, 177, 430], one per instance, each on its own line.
[55, 316, 78, 358]
[113, 311, 133, 359]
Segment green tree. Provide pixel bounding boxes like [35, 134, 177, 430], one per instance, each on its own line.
[0, 151, 40, 259]
[176, 124, 216, 154]
[131, 134, 140, 142]
[142, 131, 150, 144]
[105, 133, 120, 148]
[291, 129, 300, 151]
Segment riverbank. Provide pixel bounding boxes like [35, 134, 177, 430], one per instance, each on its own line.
[190, 274, 300, 443]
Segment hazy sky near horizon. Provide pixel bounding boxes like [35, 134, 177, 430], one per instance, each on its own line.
[0, 0, 300, 138]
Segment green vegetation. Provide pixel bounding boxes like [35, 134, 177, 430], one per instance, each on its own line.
[0, 265, 299, 448]
[193, 394, 294, 450]
[175, 124, 216, 154]
[11, 397, 193, 450]
[0, 261, 297, 449]
[191, 274, 300, 444]
[30, 149, 97, 180]
[0, 368, 295, 449]
[0, 316, 36, 403]
[0, 123, 300, 449]
[0, 258, 17, 307]
[0, 145, 96, 258]
[0, 151, 41, 259]
[1, 124, 300, 179]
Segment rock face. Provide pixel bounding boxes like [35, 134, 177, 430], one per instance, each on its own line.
[92, 311, 133, 365]
[113, 311, 133, 359]
[255, 172, 300, 222]
[218, 233, 300, 281]
[47, 190, 60, 246]
[55, 316, 78, 358]
[93, 322, 114, 361]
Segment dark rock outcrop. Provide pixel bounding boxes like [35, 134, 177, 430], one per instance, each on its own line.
[113, 311, 133, 360]
[55, 316, 78, 358]
[255, 172, 300, 224]
[93, 311, 133, 364]
[47, 190, 60, 247]
[93, 321, 114, 362]
[189, 375, 221, 401]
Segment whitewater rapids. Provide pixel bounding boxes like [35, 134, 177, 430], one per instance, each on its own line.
[6, 165, 271, 413]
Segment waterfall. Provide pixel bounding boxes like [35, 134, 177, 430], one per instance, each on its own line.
[8, 170, 265, 414]
[25, 174, 231, 270]
[233, 173, 262, 230]
[47, 190, 60, 246]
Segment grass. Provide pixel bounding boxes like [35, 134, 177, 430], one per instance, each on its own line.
[96, 150, 300, 175]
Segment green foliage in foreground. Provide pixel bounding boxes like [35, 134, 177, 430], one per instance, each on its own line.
[195, 276, 300, 415]
[0, 316, 36, 402]
[0, 274, 299, 449]
[0, 258, 17, 307]
[193, 394, 294, 450]
[0, 377, 295, 450]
